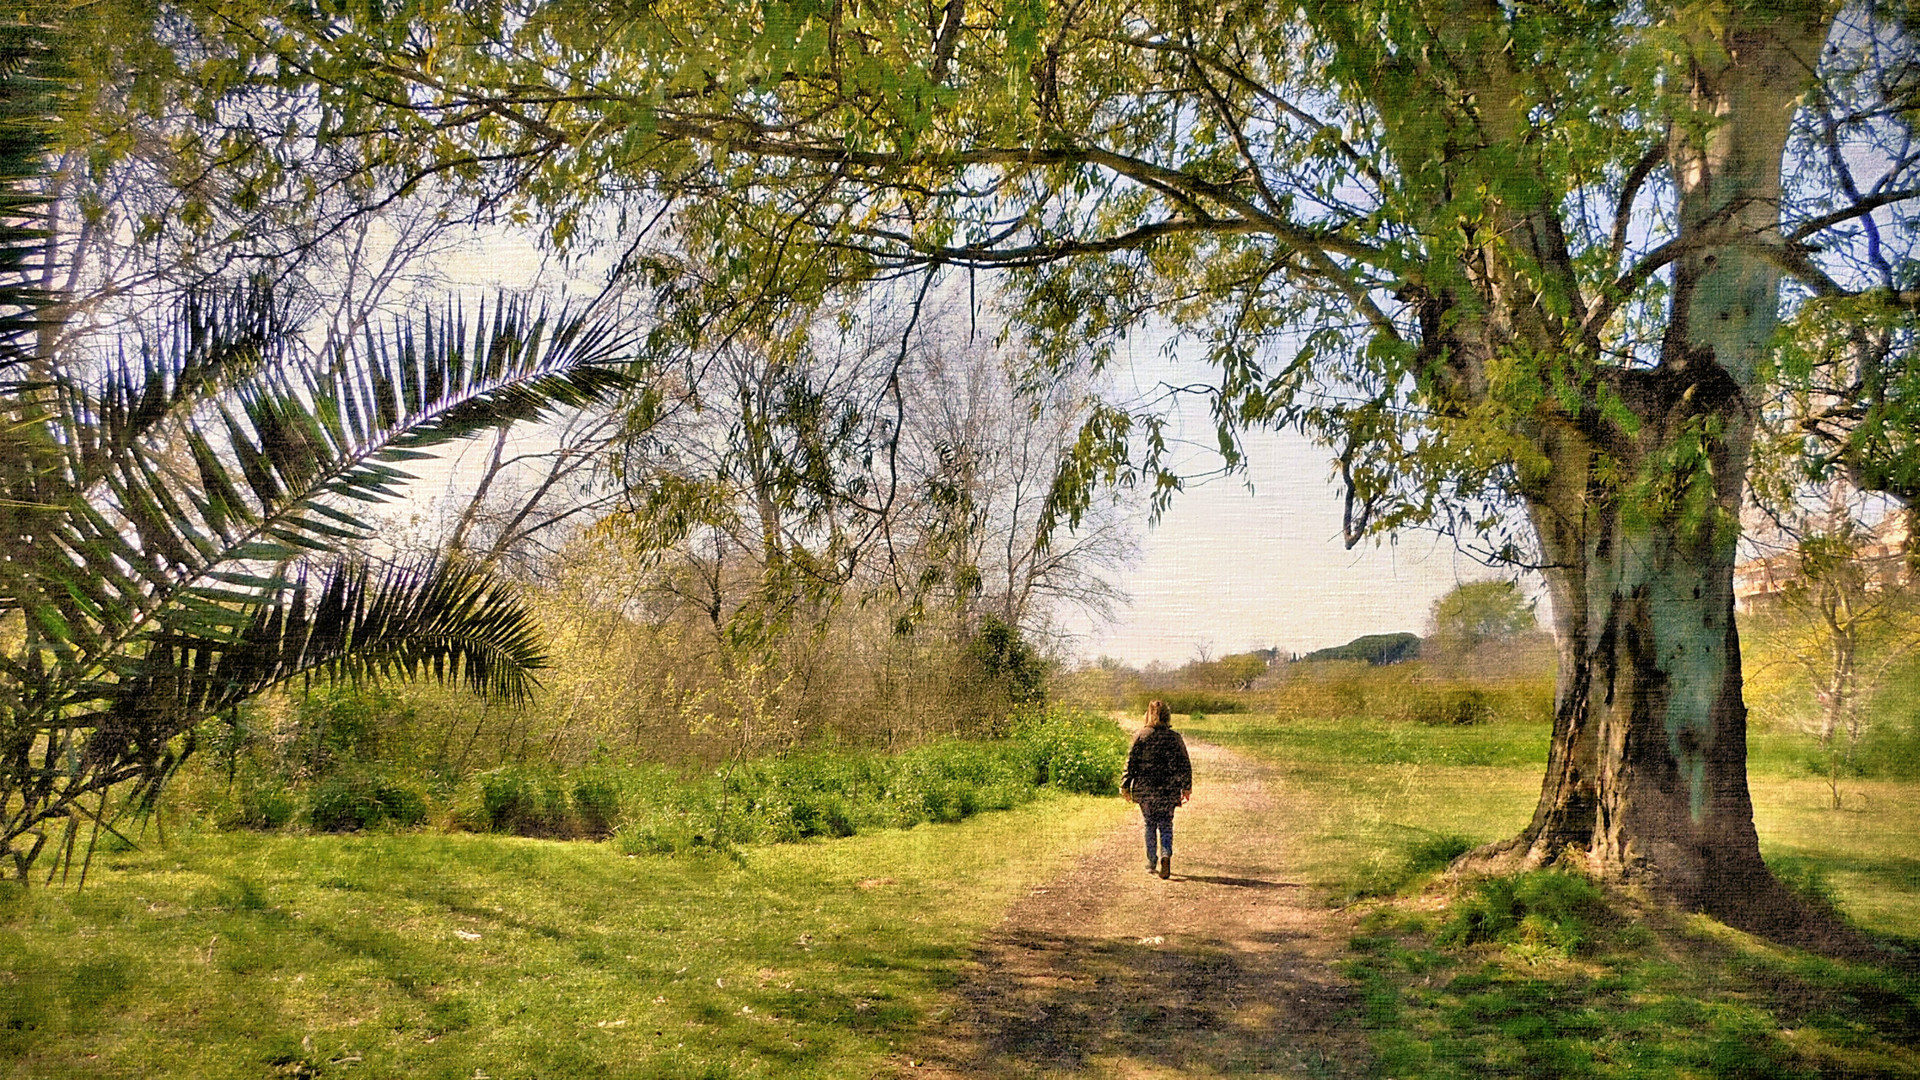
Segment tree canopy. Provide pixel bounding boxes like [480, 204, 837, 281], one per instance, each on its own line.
[112, 0, 1913, 523]
[45, 0, 1920, 931]
[1428, 581, 1538, 657]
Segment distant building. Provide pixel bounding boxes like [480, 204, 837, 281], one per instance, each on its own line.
[1734, 514, 1913, 614]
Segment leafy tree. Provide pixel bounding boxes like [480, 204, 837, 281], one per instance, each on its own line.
[0, 21, 636, 880]
[97, 0, 1920, 932]
[1427, 581, 1538, 659]
[1747, 499, 1920, 808]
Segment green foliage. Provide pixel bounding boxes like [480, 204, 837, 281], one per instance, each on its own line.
[1011, 707, 1127, 795]
[961, 616, 1049, 714]
[1856, 709, 1920, 780]
[1436, 871, 1611, 958]
[61, 0, 1920, 911]
[222, 780, 298, 831]
[1743, 585, 1920, 782]
[474, 767, 575, 837]
[1172, 651, 1274, 692]
[0, 25, 641, 879]
[305, 771, 427, 832]
[286, 685, 409, 776]
[1299, 633, 1424, 666]
[1427, 581, 1537, 658]
[570, 771, 622, 837]
[222, 706, 1117, 853]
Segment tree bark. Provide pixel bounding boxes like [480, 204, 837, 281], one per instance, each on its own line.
[1509, 369, 1789, 923]
[1486, 3, 1840, 937]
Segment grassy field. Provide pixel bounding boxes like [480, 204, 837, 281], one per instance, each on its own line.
[0, 794, 1127, 1079]
[6, 708, 1915, 1079]
[1187, 711, 1920, 1080]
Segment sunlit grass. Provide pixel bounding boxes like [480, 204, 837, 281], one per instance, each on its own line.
[0, 794, 1126, 1079]
[1751, 776, 1920, 934]
[1185, 713, 1544, 899]
[1190, 708, 1920, 1080]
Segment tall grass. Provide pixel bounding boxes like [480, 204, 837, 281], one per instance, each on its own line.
[165, 706, 1127, 857]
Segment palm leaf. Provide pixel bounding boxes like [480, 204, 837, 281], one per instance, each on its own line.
[112, 556, 546, 733]
[0, 15, 62, 384]
[0, 11, 638, 882]
[9, 292, 636, 669]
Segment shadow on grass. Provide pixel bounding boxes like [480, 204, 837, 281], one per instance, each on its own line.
[917, 928, 1361, 1078]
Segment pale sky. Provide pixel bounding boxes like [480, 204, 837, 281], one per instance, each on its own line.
[1061, 427, 1500, 667]
[1053, 334, 1510, 667]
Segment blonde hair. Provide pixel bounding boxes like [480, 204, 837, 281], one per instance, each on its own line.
[1146, 699, 1172, 727]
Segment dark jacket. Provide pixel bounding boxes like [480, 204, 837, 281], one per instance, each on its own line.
[1123, 726, 1192, 809]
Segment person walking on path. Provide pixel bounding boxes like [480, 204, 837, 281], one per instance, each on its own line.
[1122, 700, 1192, 879]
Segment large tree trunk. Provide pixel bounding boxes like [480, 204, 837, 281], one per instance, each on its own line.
[1490, 4, 1838, 937]
[1514, 373, 1793, 927]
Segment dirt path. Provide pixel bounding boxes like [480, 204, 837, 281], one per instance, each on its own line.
[897, 737, 1369, 1079]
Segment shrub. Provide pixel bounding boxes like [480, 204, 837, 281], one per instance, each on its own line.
[1406, 684, 1493, 726]
[476, 767, 572, 836]
[1013, 707, 1126, 795]
[223, 781, 298, 830]
[570, 772, 622, 837]
[306, 771, 426, 832]
[1436, 871, 1610, 957]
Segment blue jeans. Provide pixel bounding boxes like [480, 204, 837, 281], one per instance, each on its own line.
[1142, 806, 1174, 867]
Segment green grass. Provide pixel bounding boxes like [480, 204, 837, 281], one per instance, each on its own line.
[174, 705, 1126, 849]
[1189, 709, 1920, 1080]
[1184, 712, 1547, 900]
[0, 793, 1126, 1079]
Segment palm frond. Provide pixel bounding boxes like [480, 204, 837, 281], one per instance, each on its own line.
[86, 281, 291, 457]
[119, 555, 547, 726]
[0, 13, 640, 882]
[0, 14, 62, 384]
[7, 294, 636, 664]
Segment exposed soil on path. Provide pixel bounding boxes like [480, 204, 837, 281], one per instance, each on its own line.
[895, 736, 1370, 1079]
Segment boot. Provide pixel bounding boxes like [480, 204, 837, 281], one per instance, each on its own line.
[1157, 855, 1170, 880]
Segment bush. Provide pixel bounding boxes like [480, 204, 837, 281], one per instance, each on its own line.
[476, 767, 573, 836]
[570, 772, 623, 837]
[1013, 707, 1127, 795]
[222, 780, 298, 830]
[1436, 871, 1611, 957]
[1406, 684, 1494, 726]
[306, 771, 427, 832]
